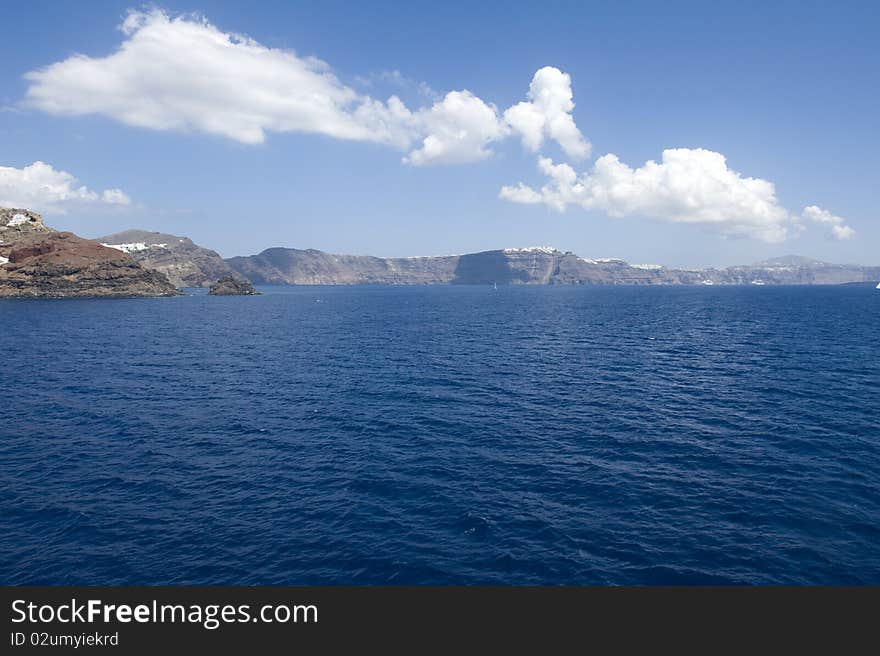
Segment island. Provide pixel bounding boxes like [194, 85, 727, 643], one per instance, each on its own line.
[3, 205, 879, 297]
[209, 275, 260, 296]
[0, 208, 178, 298]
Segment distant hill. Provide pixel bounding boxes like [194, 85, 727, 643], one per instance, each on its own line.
[92, 229, 880, 288]
[226, 246, 709, 285]
[226, 247, 459, 285]
[726, 255, 880, 285]
[7, 209, 875, 294]
[751, 255, 832, 268]
[0, 209, 177, 298]
[226, 247, 879, 286]
[97, 229, 241, 288]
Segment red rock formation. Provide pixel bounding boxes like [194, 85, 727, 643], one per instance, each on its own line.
[0, 208, 179, 298]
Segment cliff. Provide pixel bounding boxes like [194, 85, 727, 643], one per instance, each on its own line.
[225, 246, 710, 286]
[225, 246, 878, 287]
[78, 223, 880, 289]
[8, 208, 874, 295]
[97, 229, 241, 288]
[723, 256, 880, 285]
[0, 209, 179, 298]
[226, 247, 459, 285]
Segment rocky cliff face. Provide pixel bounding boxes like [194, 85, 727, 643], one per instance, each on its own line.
[209, 275, 259, 295]
[723, 256, 880, 285]
[226, 248, 459, 285]
[225, 246, 711, 286]
[77, 221, 880, 289]
[97, 229, 242, 288]
[9, 210, 874, 295]
[0, 209, 179, 298]
[225, 245, 878, 286]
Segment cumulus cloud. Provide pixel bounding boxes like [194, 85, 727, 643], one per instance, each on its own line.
[100, 188, 132, 205]
[22, 10, 588, 168]
[23, 9, 846, 244]
[0, 161, 131, 214]
[496, 183, 543, 205]
[802, 205, 855, 240]
[504, 67, 590, 159]
[404, 91, 507, 166]
[500, 149, 849, 243]
[24, 9, 404, 146]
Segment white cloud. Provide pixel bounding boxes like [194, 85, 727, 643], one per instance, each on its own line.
[504, 67, 590, 160]
[24, 9, 402, 146]
[101, 188, 132, 205]
[497, 183, 543, 205]
[404, 91, 507, 166]
[802, 205, 855, 240]
[0, 161, 133, 215]
[500, 149, 838, 243]
[25, 9, 846, 246]
[22, 10, 589, 168]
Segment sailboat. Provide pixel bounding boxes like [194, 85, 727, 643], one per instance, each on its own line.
[493, 282, 498, 290]
[876, 282, 880, 289]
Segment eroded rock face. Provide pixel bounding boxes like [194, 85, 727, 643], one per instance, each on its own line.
[208, 275, 259, 295]
[225, 245, 880, 286]
[0, 208, 179, 298]
[97, 229, 242, 288]
[224, 247, 706, 286]
[0, 208, 51, 236]
[225, 248, 459, 285]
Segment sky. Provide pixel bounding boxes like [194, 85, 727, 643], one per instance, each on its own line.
[1, 0, 877, 267]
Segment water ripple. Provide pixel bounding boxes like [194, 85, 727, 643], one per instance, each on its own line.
[1, 285, 878, 584]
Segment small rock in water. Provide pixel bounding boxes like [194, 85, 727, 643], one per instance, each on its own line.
[208, 275, 259, 296]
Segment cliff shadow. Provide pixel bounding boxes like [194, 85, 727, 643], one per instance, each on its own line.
[451, 251, 529, 285]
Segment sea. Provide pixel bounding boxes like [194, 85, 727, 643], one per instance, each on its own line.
[1, 284, 878, 585]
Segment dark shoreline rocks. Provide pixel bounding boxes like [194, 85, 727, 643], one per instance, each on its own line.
[209, 275, 259, 296]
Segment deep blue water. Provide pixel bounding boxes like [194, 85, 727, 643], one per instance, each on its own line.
[1, 285, 879, 585]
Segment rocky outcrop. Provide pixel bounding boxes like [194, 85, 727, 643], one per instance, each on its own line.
[226, 247, 459, 285]
[0, 208, 179, 298]
[452, 249, 710, 285]
[225, 246, 708, 286]
[97, 229, 242, 288]
[209, 275, 259, 295]
[8, 208, 874, 294]
[723, 256, 880, 285]
[225, 245, 878, 287]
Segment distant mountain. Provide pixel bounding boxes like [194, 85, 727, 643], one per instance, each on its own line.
[726, 255, 880, 285]
[0, 209, 178, 298]
[225, 246, 710, 286]
[89, 227, 880, 288]
[97, 229, 241, 288]
[751, 255, 831, 268]
[226, 247, 459, 285]
[7, 209, 875, 296]
[226, 246, 879, 286]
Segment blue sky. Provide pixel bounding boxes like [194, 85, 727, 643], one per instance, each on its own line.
[1, 0, 877, 267]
